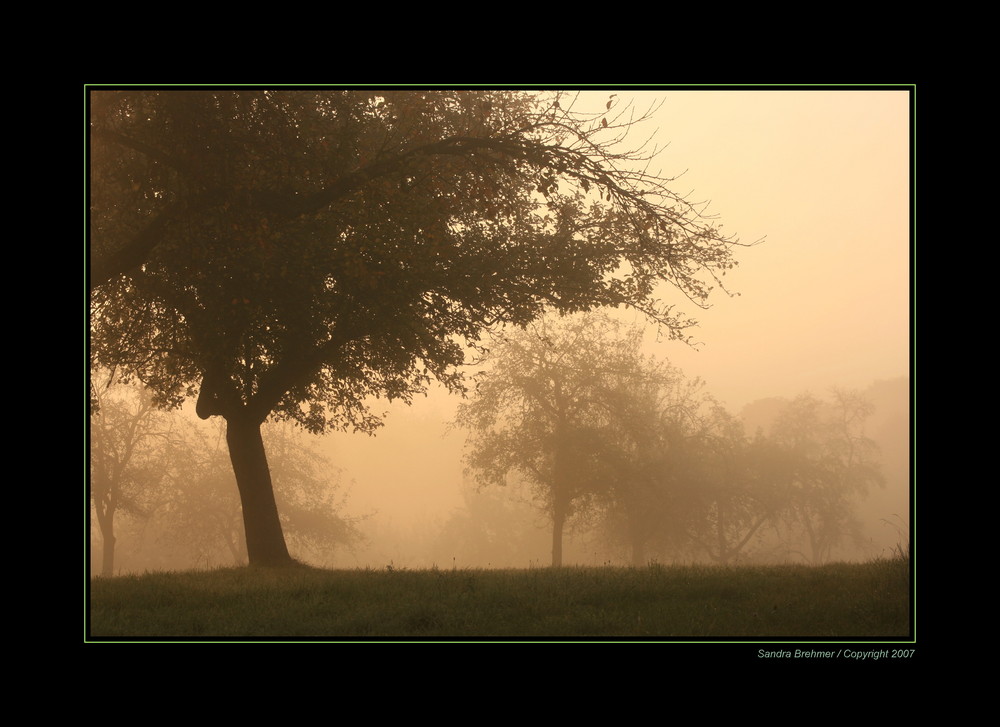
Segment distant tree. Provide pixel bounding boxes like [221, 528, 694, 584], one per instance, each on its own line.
[89, 377, 175, 576]
[432, 482, 552, 569]
[682, 410, 791, 565]
[146, 421, 249, 567]
[458, 313, 657, 566]
[264, 422, 364, 566]
[861, 378, 910, 555]
[586, 348, 712, 566]
[90, 89, 746, 566]
[769, 391, 885, 563]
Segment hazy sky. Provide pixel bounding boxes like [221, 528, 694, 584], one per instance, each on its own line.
[630, 90, 910, 407]
[325, 88, 912, 528]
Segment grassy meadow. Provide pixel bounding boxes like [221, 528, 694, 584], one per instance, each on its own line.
[87, 555, 911, 641]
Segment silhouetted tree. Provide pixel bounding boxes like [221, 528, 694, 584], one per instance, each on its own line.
[90, 89, 745, 566]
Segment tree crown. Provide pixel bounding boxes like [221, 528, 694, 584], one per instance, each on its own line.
[90, 89, 746, 433]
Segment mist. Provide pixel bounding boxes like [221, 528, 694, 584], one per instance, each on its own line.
[90, 89, 910, 576]
[317, 90, 911, 569]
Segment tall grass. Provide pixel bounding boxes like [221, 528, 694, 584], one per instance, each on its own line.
[88, 555, 911, 640]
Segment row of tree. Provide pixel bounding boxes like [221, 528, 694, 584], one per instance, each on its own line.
[457, 313, 885, 567]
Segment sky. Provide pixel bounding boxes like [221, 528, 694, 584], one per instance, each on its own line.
[323, 88, 912, 533]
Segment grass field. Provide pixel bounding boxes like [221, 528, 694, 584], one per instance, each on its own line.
[87, 556, 911, 641]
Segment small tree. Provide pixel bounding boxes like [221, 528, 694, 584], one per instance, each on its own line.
[458, 313, 654, 566]
[683, 411, 790, 565]
[769, 391, 885, 563]
[90, 89, 747, 566]
[89, 377, 176, 576]
[264, 422, 364, 566]
[432, 482, 552, 569]
[585, 348, 711, 566]
[153, 427, 249, 567]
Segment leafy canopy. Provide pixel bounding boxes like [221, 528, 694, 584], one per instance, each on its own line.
[90, 89, 744, 433]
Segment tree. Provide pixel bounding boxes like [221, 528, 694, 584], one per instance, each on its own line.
[432, 481, 552, 569]
[682, 410, 790, 565]
[457, 312, 654, 566]
[768, 391, 885, 563]
[89, 89, 745, 566]
[262, 421, 364, 566]
[151, 424, 250, 567]
[582, 339, 711, 566]
[90, 377, 176, 576]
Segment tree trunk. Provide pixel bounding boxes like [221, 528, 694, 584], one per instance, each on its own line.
[717, 499, 730, 565]
[94, 492, 116, 577]
[551, 505, 565, 568]
[102, 532, 116, 577]
[226, 414, 294, 567]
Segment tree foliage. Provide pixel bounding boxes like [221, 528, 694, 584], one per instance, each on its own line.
[89, 89, 746, 565]
[90, 90, 742, 426]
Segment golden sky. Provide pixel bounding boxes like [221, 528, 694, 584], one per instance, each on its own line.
[627, 89, 910, 409]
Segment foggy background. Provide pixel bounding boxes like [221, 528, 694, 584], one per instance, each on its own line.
[93, 90, 911, 572]
[326, 90, 910, 564]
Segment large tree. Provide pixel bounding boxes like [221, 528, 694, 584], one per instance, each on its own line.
[89, 89, 745, 566]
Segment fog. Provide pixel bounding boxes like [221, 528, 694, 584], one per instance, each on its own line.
[321, 90, 911, 568]
[92, 89, 911, 573]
